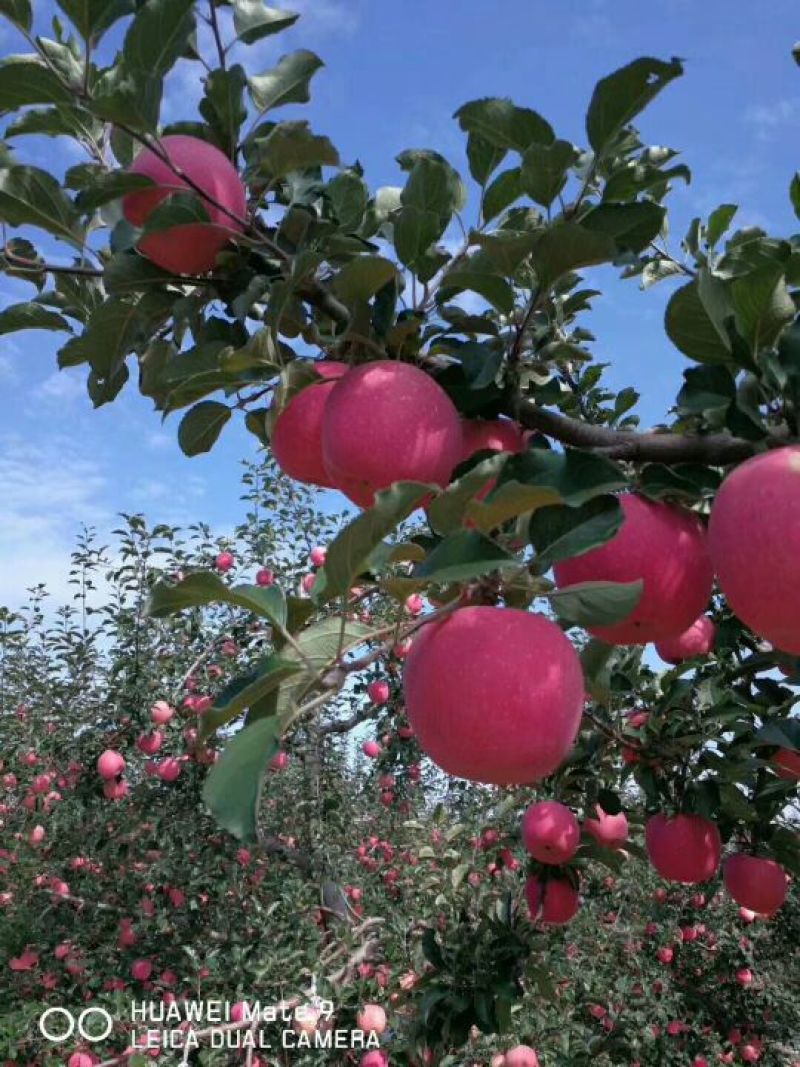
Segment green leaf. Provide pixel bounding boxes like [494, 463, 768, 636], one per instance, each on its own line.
[332, 255, 397, 305]
[414, 529, 516, 584]
[0, 302, 71, 336]
[248, 49, 323, 111]
[0, 0, 32, 30]
[5, 106, 99, 140]
[93, 63, 161, 132]
[232, 0, 299, 44]
[327, 170, 369, 232]
[531, 222, 616, 289]
[481, 167, 523, 223]
[548, 579, 643, 628]
[521, 139, 577, 208]
[581, 638, 615, 704]
[754, 718, 800, 752]
[470, 230, 540, 275]
[142, 192, 212, 235]
[0, 56, 74, 109]
[582, 201, 666, 254]
[401, 156, 461, 218]
[638, 462, 721, 502]
[56, 0, 134, 39]
[467, 448, 628, 532]
[252, 120, 339, 177]
[466, 132, 506, 185]
[0, 164, 83, 247]
[665, 279, 733, 364]
[706, 203, 738, 248]
[730, 264, 795, 351]
[528, 496, 624, 573]
[313, 482, 434, 603]
[427, 454, 507, 534]
[586, 57, 683, 153]
[440, 250, 515, 314]
[69, 169, 154, 213]
[203, 717, 280, 842]
[791, 174, 800, 222]
[57, 292, 171, 376]
[200, 655, 302, 740]
[454, 97, 555, 152]
[122, 0, 195, 78]
[177, 400, 231, 455]
[148, 571, 288, 627]
[393, 206, 444, 271]
[199, 65, 248, 158]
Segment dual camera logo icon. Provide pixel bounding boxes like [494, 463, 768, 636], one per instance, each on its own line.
[39, 1007, 114, 1043]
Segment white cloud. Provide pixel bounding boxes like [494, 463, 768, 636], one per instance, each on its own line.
[0, 434, 111, 610]
[744, 98, 800, 141]
[0, 353, 20, 384]
[37, 370, 86, 403]
[289, 0, 361, 39]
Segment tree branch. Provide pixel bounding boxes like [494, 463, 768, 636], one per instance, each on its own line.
[516, 397, 789, 464]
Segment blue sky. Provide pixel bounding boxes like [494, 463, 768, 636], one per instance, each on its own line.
[1, 0, 798, 607]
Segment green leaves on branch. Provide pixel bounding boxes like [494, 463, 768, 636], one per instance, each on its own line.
[528, 495, 624, 573]
[148, 571, 288, 629]
[413, 529, 516, 585]
[250, 121, 339, 178]
[248, 49, 324, 112]
[466, 447, 629, 533]
[232, 1, 299, 45]
[202, 716, 279, 842]
[313, 481, 434, 602]
[0, 56, 75, 109]
[0, 165, 84, 248]
[55, 0, 135, 41]
[0, 0, 32, 31]
[0, 302, 72, 336]
[454, 97, 555, 152]
[200, 655, 302, 740]
[547, 579, 643, 628]
[177, 400, 231, 455]
[586, 56, 684, 153]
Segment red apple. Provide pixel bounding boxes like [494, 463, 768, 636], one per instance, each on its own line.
[97, 750, 125, 780]
[403, 607, 583, 785]
[645, 813, 721, 884]
[553, 494, 713, 645]
[271, 363, 348, 487]
[525, 875, 580, 925]
[122, 135, 246, 275]
[521, 801, 580, 864]
[708, 446, 800, 653]
[723, 853, 787, 916]
[655, 614, 716, 664]
[321, 361, 462, 508]
[584, 804, 629, 849]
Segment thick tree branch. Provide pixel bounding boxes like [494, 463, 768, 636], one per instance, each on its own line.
[516, 397, 789, 464]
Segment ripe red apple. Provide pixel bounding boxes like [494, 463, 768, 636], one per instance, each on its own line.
[521, 800, 580, 864]
[655, 614, 716, 664]
[461, 418, 525, 459]
[525, 875, 580, 925]
[270, 751, 289, 771]
[772, 747, 800, 780]
[553, 494, 714, 644]
[708, 446, 800, 652]
[150, 700, 175, 725]
[736, 967, 753, 986]
[504, 1047, 540, 1067]
[367, 679, 390, 705]
[360, 1053, 389, 1067]
[215, 551, 235, 573]
[404, 593, 424, 616]
[131, 958, 152, 982]
[362, 740, 381, 759]
[97, 750, 125, 780]
[256, 567, 275, 587]
[321, 361, 462, 508]
[137, 731, 163, 756]
[271, 363, 348, 487]
[122, 135, 246, 275]
[309, 545, 328, 567]
[356, 1004, 387, 1035]
[645, 813, 721, 884]
[723, 853, 787, 916]
[403, 607, 583, 785]
[68, 1054, 95, 1067]
[584, 804, 629, 849]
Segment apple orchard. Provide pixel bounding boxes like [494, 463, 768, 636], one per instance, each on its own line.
[0, 2, 799, 1066]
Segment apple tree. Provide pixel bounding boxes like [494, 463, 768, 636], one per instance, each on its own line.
[0, 1, 799, 1062]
